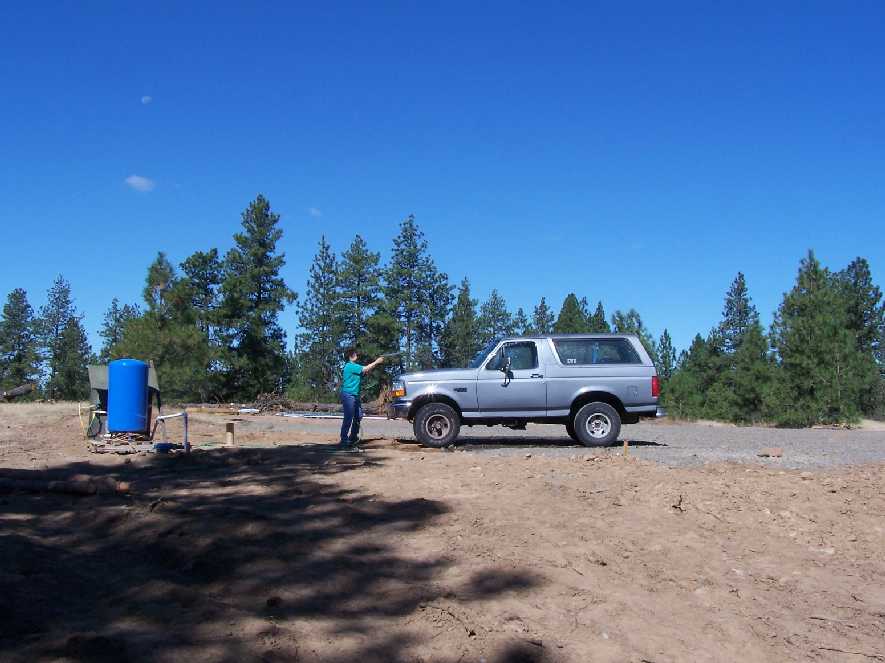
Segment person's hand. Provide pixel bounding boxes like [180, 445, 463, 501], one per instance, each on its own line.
[376, 356, 385, 364]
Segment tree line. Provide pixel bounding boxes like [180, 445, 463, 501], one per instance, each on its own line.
[1, 195, 882, 425]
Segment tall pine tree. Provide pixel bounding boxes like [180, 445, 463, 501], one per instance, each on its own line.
[512, 307, 530, 336]
[38, 275, 76, 399]
[531, 297, 555, 334]
[220, 195, 296, 397]
[440, 278, 480, 367]
[657, 329, 676, 381]
[768, 251, 878, 425]
[477, 289, 513, 345]
[98, 298, 140, 362]
[53, 316, 92, 400]
[0, 289, 41, 390]
[718, 272, 760, 354]
[296, 236, 342, 398]
[337, 234, 382, 350]
[588, 301, 610, 333]
[554, 294, 588, 333]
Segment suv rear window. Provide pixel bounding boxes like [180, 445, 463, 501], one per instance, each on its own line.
[552, 338, 641, 365]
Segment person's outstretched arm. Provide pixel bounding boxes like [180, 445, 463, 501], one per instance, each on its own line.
[361, 356, 385, 374]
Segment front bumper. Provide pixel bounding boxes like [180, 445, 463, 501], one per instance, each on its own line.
[387, 400, 412, 420]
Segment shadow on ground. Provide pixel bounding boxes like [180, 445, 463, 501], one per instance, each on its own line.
[0, 445, 546, 662]
[399, 436, 668, 450]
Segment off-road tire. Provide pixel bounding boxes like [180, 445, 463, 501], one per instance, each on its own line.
[573, 402, 621, 447]
[413, 403, 461, 448]
[565, 420, 579, 443]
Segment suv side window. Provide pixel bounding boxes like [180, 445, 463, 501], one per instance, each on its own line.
[486, 342, 539, 371]
[553, 338, 641, 365]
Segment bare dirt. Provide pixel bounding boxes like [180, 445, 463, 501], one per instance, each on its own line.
[1, 403, 883, 663]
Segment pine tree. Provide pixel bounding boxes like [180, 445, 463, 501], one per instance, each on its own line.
[588, 301, 610, 333]
[663, 334, 718, 419]
[477, 289, 513, 345]
[296, 236, 342, 398]
[383, 215, 446, 371]
[53, 316, 92, 400]
[836, 257, 884, 361]
[337, 234, 382, 350]
[416, 268, 453, 369]
[512, 307, 530, 336]
[180, 249, 222, 337]
[554, 294, 588, 333]
[98, 298, 141, 362]
[531, 297, 555, 334]
[0, 289, 41, 390]
[657, 329, 676, 381]
[718, 272, 760, 355]
[440, 278, 480, 367]
[220, 195, 296, 397]
[37, 275, 76, 399]
[768, 251, 878, 425]
[143, 252, 179, 318]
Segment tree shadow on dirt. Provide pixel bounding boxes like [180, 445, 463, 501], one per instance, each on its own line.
[0, 445, 547, 662]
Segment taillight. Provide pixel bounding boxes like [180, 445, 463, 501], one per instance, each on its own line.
[651, 375, 660, 397]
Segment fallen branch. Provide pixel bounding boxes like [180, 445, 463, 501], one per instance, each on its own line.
[1, 383, 35, 401]
[0, 477, 130, 496]
[818, 647, 884, 661]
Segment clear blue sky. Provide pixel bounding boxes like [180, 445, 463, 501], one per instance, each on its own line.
[2, 2, 883, 355]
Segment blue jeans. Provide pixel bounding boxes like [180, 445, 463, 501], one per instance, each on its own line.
[340, 392, 362, 445]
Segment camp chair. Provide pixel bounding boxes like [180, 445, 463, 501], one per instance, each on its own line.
[80, 362, 189, 453]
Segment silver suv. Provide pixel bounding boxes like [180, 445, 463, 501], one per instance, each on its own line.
[387, 334, 664, 447]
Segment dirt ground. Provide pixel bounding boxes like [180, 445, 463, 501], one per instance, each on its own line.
[1, 403, 883, 663]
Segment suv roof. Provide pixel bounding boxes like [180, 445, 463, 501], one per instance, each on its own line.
[499, 333, 641, 342]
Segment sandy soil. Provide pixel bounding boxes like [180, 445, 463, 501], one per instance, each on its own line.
[1, 403, 884, 663]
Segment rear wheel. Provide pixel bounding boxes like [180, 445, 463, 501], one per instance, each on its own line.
[573, 402, 621, 447]
[413, 403, 461, 448]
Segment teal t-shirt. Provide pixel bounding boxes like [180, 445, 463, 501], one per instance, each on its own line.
[341, 361, 364, 396]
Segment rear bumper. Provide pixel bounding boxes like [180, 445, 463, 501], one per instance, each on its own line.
[655, 406, 667, 418]
[387, 400, 412, 420]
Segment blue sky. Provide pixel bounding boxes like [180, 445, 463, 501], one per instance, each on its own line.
[2, 1, 883, 354]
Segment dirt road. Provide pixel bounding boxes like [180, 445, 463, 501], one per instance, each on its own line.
[1, 403, 883, 662]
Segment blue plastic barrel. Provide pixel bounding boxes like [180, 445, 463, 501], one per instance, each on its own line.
[108, 359, 149, 433]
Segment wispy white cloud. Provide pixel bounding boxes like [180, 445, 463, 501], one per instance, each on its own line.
[308, 207, 323, 218]
[125, 174, 156, 192]
[141, 95, 153, 105]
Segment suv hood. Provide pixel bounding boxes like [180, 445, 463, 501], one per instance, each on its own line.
[401, 368, 476, 382]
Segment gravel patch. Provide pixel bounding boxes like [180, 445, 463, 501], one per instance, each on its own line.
[257, 415, 885, 469]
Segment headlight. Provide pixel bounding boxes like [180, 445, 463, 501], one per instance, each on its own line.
[391, 381, 406, 398]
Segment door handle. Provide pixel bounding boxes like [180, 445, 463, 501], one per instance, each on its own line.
[531, 373, 544, 378]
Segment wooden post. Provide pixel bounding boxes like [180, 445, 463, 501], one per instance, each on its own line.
[623, 439, 629, 457]
[225, 421, 236, 447]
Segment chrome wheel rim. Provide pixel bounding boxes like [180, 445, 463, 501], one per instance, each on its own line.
[585, 413, 611, 439]
[425, 414, 451, 440]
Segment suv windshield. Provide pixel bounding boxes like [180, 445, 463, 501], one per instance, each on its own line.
[467, 338, 500, 368]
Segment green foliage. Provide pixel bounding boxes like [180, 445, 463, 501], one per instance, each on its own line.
[99, 298, 140, 362]
[180, 248, 222, 337]
[440, 278, 480, 367]
[219, 195, 296, 398]
[554, 294, 588, 333]
[588, 301, 610, 333]
[531, 297, 555, 334]
[718, 272, 760, 354]
[767, 251, 878, 426]
[337, 234, 382, 349]
[657, 329, 676, 381]
[295, 236, 342, 399]
[512, 307, 530, 336]
[664, 335, 719, 419]
[37, 275, 77, 400]
[53, 316, 92, 400]
[0, 288, 41, 390]
[477, 289, 513, 345]
[384, 215, 451, 371]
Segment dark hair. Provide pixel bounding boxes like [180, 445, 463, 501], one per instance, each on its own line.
[344, 347, 358, 360]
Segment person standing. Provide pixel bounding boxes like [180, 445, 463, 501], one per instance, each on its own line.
[339, 348, 385, 450]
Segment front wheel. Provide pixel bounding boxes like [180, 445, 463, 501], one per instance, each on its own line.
[413, 403, 461, 448]
[573, 402, 621, 447]
[565, 420, 579, 443]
